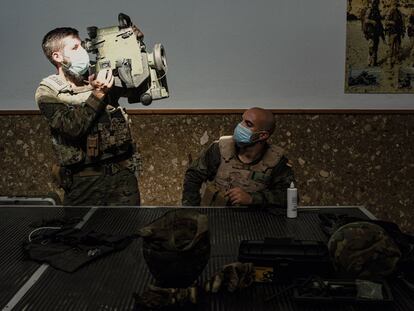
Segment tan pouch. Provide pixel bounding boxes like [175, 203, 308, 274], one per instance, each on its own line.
[200, 183, 228, 207]
[87, 134, 100, 158]
[51, 164, 62, 186]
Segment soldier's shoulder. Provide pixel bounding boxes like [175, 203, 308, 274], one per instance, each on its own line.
[35, 85, 56, 105]
[217, 136, 236, 161]
[218, 135, 234, 146]
[205, 140, 221, 159]
[35, 75, 68, 105]
[40, 74, 67, 87]
[261, 144, 285, 168]
[209, 140, 220, 150]
[269, 144, 285, 155]
[268, 144, 285, 158]
[38, 75, 69, 93]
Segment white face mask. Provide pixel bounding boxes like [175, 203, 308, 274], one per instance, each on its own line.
[62, 47, 90, 76]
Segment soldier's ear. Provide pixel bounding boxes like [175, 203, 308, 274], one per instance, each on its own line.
[259, 131, 270, 141]
[52, 51, 64, 65]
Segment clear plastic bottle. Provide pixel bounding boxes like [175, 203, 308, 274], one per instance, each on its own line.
[287, 182, 298, 218]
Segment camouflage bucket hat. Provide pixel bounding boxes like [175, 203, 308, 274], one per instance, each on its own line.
[328, 221, 401, 279]
[138, 209, 210, 288]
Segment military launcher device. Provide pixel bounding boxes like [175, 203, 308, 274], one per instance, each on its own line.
[84, 13, 169, 106]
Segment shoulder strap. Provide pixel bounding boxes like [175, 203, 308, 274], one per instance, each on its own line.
[218, 136, 236, 162]
[40, 75, 70, 95]
[40, 75, 92, 95]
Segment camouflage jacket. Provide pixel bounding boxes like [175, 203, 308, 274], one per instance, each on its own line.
[384, 7, 405, 36]
[35, 75, 134, 168]
[363, 6, 384, 40]
[408, 14, 414, 37]
[182, 141, 296, 207]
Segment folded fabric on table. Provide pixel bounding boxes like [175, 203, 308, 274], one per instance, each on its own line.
[24, 227, 137, 272]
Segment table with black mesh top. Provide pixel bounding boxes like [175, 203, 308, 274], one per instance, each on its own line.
[0, 206, 413, 311]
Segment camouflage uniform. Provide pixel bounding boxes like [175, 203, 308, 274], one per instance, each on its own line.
[182, 136, 296, 207]
[362, 1, 384, 67]
[384, 4, 405, 67]
[328, 222, 401, 279]
[138, 209, 210, 288]
[35, 75, 140, 206]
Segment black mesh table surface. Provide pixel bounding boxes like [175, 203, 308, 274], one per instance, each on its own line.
[0, 206, 412, 311]
[0, 206, 65, 308]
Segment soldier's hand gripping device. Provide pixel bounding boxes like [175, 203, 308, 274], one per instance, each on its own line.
[84, 13, 169, 106]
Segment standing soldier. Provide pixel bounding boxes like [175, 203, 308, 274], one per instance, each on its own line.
[384, 0, 405, 67]
[36, 27, 141, 206]
[407, 10, 414, 66]
[362, 0, 385, 67]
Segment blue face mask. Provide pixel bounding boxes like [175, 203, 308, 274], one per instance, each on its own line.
[233, 123, 255, 146]
[63, 48, 90, 76]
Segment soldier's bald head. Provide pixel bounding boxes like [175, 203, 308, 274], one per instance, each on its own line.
[243, 107, 275, 135]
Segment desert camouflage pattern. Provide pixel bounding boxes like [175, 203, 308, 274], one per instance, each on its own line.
[384, 3, 406, 66]
[213, 136, 284, 193]
[362, 0, 384, 66]
[183, 136, 295, 207]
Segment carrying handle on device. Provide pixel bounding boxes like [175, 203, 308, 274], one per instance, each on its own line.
[118, 13, 132, 28]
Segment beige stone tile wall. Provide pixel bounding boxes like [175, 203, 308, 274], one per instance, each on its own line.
[0, 113, 413, 231]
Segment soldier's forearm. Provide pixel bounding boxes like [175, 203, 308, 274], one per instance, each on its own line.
[250, 164, 296, 207]
[182, 172, 205, 206]
[85, 93, 106, 111]
[182, 193, 201, 206]
[250, 189, 288, 208]
[182, 186, 202, 206]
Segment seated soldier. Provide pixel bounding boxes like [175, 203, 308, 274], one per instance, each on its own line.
[182, 107, 296, 207]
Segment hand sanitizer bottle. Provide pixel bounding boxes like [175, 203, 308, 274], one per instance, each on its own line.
[287, 182, 298, 218]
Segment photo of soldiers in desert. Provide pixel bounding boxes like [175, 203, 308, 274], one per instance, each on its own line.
[346, 0, 414, 93]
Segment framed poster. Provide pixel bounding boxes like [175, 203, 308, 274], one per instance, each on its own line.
[346, 0, 414, 93]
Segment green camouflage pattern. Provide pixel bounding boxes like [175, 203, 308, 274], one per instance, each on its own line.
[95, 107, 132, 152]
[328, 221, 401, 279]
[36, 75, 133, 167]
[36, 75, 140, 206]
[135, 285, 197, 309]
[63, 167, 140, 206]
[182, 141, 296, 207]
[138, 210, 210, 288]
[205, 262, 254, 293]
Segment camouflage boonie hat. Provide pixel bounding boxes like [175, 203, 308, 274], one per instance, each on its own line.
[328, 221, 401, 279]
[138, 209, 210, 288]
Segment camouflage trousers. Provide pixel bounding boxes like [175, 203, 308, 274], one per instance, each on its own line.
[367, 37, 380, 67]
[63, 167, 140, 206]
[387, 34, 402, 67]
[410, 37, 414, 65]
